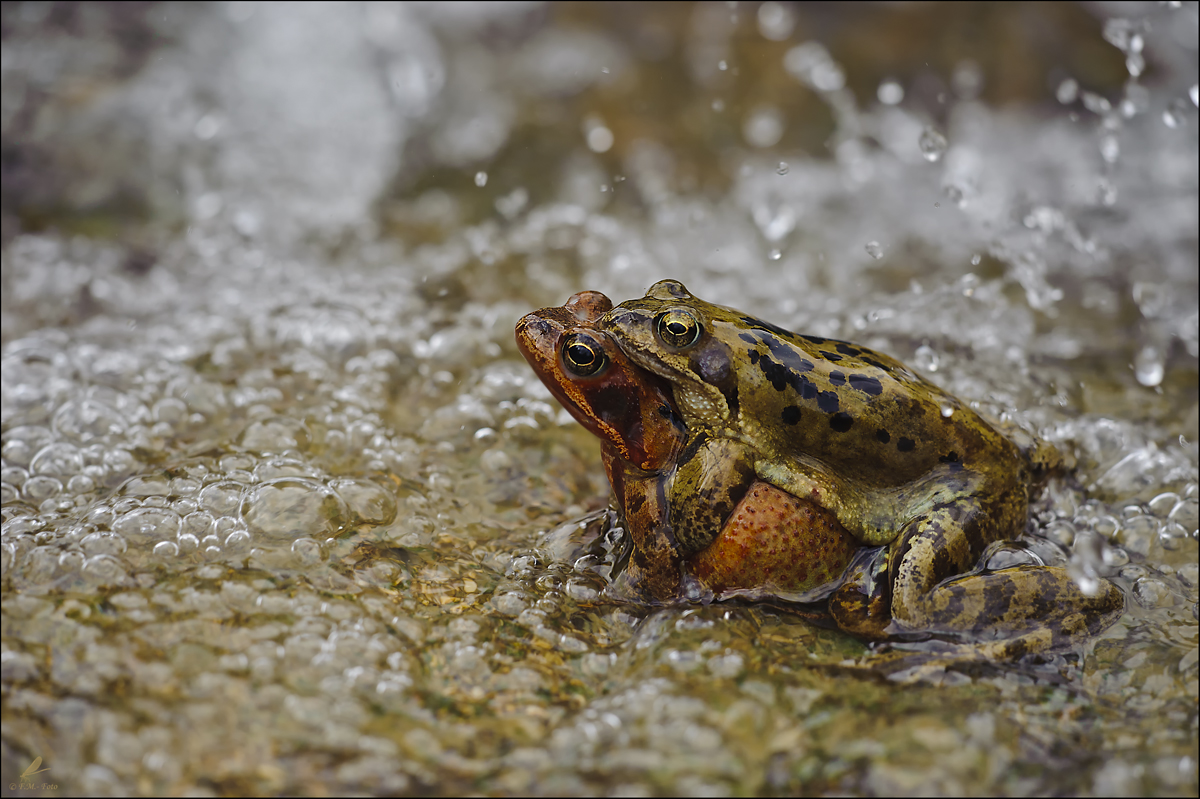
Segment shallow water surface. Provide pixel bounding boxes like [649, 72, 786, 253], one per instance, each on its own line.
[1, 2, 1197, 796]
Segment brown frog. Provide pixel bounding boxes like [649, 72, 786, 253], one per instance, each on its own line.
[599, 280, 1124, 651]
[515, 291, 858, 604]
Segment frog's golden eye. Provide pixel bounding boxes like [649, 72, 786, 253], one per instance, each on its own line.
[562, 334, 608, 377]
[657, 310, 701, 349]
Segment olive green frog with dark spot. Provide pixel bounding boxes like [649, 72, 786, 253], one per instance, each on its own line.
[601, 279, 1123, 648]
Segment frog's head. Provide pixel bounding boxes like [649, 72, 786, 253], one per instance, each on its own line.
[515, 291, 684, 471]
[601, 280, 740, 430]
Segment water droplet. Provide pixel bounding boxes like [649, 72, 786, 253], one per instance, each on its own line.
[913, 345, 940, 373]
[1191, 84, 1199, 108]
[951, 60, 983, 100]
[776, 161, 790, 176]
[718, 59, 728, 71]
[586, 125, 614, 153]
[768, 249, 782, 261]
[752, 200, 795, 241]
[864, 241, 884, 260]
[1056, 78, 1079, 105]
[711, 98, 725, 112]
[940, 404, 955, 418]
[1099, 134, 1120, 164]
[1162, 98, 1190, 129]
[918, 128, 948, 162]
[193, 113, 222, 140]
[1125, 52, 1145, 78]
[474, 171, 488, 187]
[1133, 344, 1163, 387]
[970, 254, 982, 266]
[1082, 92, 1111, 114]
[756, 1, 794, 41]
[1096, 177, 1118, 207]
[877, 79, 904, 106]
[743, 106, 785, 148]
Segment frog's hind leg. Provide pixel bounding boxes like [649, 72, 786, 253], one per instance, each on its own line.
[898, 565, 1125, 652]
[886, 497, 1124, 648]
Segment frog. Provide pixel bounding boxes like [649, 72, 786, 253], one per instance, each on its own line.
[515, 291, 859, 605]
[599, 279, 1124, 648]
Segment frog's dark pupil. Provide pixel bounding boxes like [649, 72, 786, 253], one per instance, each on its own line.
[658, 311, 700, 348]
[563, 337, 606, 376]
[568, 343, 594, 365]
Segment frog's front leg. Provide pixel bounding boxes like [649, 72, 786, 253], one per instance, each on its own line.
[669, 432, 757, 555]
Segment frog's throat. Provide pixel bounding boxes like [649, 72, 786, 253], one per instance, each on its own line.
[675, 382, 729, 429]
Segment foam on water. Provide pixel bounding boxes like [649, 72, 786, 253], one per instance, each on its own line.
[1, 2, 1197, 795]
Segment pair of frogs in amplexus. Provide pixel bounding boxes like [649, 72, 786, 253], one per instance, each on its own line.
[516, 280, 1123, 656]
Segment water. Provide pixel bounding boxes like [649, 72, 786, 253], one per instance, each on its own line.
[2, 2, 1197, 796]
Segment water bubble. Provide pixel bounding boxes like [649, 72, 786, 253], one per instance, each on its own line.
[1169, 498, 1199, 535]
[918, 128, 948, 162]
[224, 529, 252, 555]
[240, 416, 310, 452]
[291, 537, 324, 565]
[199, 482, 244, 516]
[743, 106, 785, 148]
[474, 171, 488, 187]
[864, 241, 884, 260]
[1158, 521, 1189, 550]
[718, 60, 727, 72]
[81, 531, 127, 556]
[52, 399, 126, 442]
[113, 507, 181, 542]
[1125, 52, 1145, 78]
[877, 79, 904, 106]
[1096, 177, 1118, 207]
[330, 478, 397, 526]
[242, 478, 348, 542]
[756, 1, 795, 41]
[1132, 577, 1173, 608]
[776, 161, 789, 176]
[1056, 78, 1079, 105]
[768, 249, 781, 261]
[1133, 344, 1164, 387]
[23, 475, 62, 501]
[82, 554, 125, 585]
[30, 443, 83, 478]
[153, 540, 179, 558]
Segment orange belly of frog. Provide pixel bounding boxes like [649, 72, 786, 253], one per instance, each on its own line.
[688, 481, 857, 595]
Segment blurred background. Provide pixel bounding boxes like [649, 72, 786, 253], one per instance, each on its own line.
[2, 2, 1197, 796]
